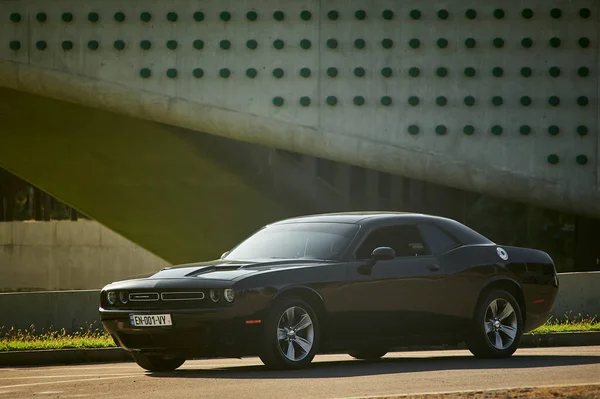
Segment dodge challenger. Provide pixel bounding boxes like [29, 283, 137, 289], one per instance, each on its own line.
[99, 212, 558, 371]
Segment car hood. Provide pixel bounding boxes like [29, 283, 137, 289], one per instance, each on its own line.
[134, 258, 333, 282]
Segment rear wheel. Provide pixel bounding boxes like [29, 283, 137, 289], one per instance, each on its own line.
[259, 297, 320, 369]
[348, 349, 387, 360]
[131, 353, 185, 372]
[466, 289, 523, 359]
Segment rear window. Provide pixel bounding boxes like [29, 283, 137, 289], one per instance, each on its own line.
[418, 224, 460, 254]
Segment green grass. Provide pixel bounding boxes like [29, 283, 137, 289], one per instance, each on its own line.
[0, 324, 115, 351]
[1, 315, 598, 351]
[531, 314, 600, 334]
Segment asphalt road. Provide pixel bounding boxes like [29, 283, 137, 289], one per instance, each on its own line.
[0, 346, 599, 398]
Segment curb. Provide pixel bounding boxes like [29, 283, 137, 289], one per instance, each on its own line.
[1, 332, 599, 367]
[0, 347, 132, 367]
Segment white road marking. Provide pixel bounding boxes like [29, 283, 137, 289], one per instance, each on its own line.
[0, 373, 141, 380]
[0, 375, 136, 389]
[36, 391, 64, 395]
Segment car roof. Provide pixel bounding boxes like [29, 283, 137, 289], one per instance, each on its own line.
[270, 212, 493, 245]
[271, 211, 437, 225]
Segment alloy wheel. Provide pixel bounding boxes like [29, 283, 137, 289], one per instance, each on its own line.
[484, 298, 518, 350]
[277, 306, 314, 362]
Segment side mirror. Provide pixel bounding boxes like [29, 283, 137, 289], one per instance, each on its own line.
[358, 247, 395, 275]
[221, 250, 230, 259]
[371, 246, 396, 261]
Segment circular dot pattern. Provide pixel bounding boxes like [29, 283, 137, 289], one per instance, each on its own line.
[62, 12, 73, 22]
[436, 96, 447, 106]
[300, 68, 311, 78]
[273, 97, 284, 106]
[520, 125, 531, 135]
[300, 97, 311, 107]
[408, 125, 419, 135]
[88, 12, 99, 22]
[273, 68, 284, 78]
[274, 39, 284, 49]
[327, 39, 338, 49]
[436, 125, 447, 135]
[246, 39, 257, 50]
[246, 11, 257, 21]
[167, 12, 178, 22]
[273, 10, 284, 21]
[409, 67, 420, 77]
[436, 67, 448, 77]
[464, 125, 475, 135]
[36, 40, 47, 51]
[354, 96, 365, 106]
[491, 125, 503, 135]
[437, 38, 448, 48]
[167, 40, 177, 50]
[193, 40, 204, 50]
[547, 154, 559, 165]
[326, 96, 337, 106]
[354, 39, 365, 49]
[327, 67, 338, 77]
[354, 67, 365, 77]
[140, 68, 151, 78]
[193, 11, 204, 21]
[114, 12, 125, 22]
[220, 68, 231, 78]
[36, 13, 47, 22]
[220, 11, 231, 22]
[193, 68, 204, 78]
[88, 40, 99, 50]
[167, 68, 177, 78]
[465, 38, 476, 48]
[577, 155, 588, 165]
[355, 10, 366, 20]
[62, 40, 73, 51]
[408, 96, 419, 106]
[140, 12, 151, 22]
[300, 39, 311, 49]
[141, 40, 152, 50]
[114, 40, 125, 50]
[548, 125, 560, 136]
[577, 126, 588, 136]
[300, 11, 312, 21]
[328, 10, 339, 20]
[464, 67, 476, 77]
[381, 67, 392, 78]
[381, 96, 392, 106]
[382, 9, 393, 20]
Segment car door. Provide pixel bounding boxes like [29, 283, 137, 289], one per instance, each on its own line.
[342, 224, 445, 341]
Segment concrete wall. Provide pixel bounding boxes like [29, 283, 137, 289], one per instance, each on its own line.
[0, 221, 169, 291]
[0, 0, 598, 228]
[0, 290, 100, 334]
[0, 272, 597, 334]
[551, 271, 600, 319]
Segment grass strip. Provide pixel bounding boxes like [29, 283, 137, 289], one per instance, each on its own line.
[0, 324, 115, 351]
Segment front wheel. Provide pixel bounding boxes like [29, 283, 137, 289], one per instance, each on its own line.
[131, 353, 185, 372]
[466, 289, 523, 359]
[259, 297, 320, 369]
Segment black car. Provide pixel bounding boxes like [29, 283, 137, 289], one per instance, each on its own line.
[100, 212, 558, 371]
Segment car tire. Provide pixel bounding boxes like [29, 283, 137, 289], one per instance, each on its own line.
[466, 289, 523, 359]
[348, 349, 387, 360]
[131, 353, 185, 372]
[259, 296, 320, 369]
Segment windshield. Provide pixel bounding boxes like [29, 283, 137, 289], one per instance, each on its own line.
[224, 222, 359, 261]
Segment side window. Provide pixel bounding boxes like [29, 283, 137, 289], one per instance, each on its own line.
[355, 225, 430, 259]
[419, 224, 460, 254]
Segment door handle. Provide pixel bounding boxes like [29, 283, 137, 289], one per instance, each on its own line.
[427, 264, 440, 272]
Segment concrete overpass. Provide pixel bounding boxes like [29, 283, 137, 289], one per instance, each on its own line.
[0, 0, 598, 263]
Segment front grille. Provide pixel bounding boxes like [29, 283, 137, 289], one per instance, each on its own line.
[161, 292, 205, 301]
[129, 292, 159, 302]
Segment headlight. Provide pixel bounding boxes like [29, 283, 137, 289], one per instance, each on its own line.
[119, 291, 129, 304]
[107, 291, 117, 305]
[224, 289, 235, 303]
[210, 289, 220, 302]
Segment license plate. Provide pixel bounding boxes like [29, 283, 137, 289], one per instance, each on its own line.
[130, 314, 172, 327]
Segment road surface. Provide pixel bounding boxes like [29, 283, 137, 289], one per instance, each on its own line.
[0, 346, 599, 398]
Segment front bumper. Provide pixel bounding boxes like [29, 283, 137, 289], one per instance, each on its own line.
[100, 306, 264, 358]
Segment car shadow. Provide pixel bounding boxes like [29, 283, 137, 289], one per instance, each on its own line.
[146, 354, 600, 380]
